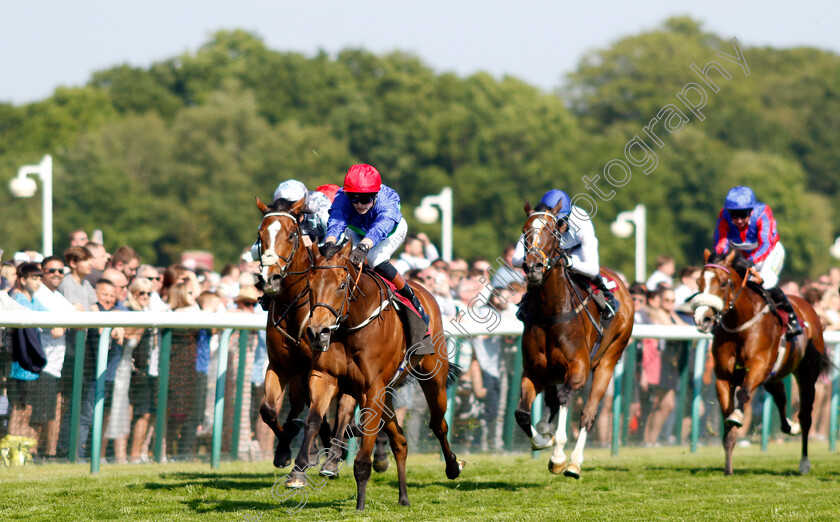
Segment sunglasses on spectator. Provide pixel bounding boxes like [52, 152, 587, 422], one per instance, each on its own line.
[45, 268, 64, 274]
[662, 298, 675, 303]
[349, 194, 376, 205]
[135, 291, 151, 297]
[730, 209, 751, 219]
[145, 275, 162, 281]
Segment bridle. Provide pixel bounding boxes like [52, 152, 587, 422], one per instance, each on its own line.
[700, 263, 765, 332]
[309, 263, 353, 334]
[523, 211, 569, 279]
[258, 211, 308, 281]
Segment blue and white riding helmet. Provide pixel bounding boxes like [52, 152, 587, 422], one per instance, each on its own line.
[539, 189, 572, 219]
[723, 186, 756, 210]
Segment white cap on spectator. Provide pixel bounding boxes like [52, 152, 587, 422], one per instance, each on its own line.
[241, 251, 254, 263]
[13, 251, 44, 266]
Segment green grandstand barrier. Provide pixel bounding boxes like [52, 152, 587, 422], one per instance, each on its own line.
[211, 329, 234, 469]
[154, 330, 172, 463]
[91, 328, 112, 474]
[68, 330, 86, 463]
[231, 330, 250, 460]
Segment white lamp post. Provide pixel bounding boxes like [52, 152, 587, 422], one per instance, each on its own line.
[414, 187, 453, 262]
[9, 155, 53, 256]
[830, 236, 840, 260]
[610, 203, 646, 283]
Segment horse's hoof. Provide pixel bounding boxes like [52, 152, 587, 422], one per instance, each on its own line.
[274, 449, 292, 469]
[531, 434, 555, 451]
[800, 458, 811, 474]
[457, 459, 466, 472]
[373, 457, 390, 473]
[786, 420, 801, 436]
[285, 476, 308, 489]
[446, 459, 466, 480]
[563, 462, 581, 479]
[548, 459, 566, 475]
[399, 497, 411, 507]
[725, 410, 744, 428]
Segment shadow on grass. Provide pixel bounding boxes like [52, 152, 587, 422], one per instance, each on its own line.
[401, 479, 543, 491]
[144, 476, 276, 492]
[181, 499, 280, 514]
[638, 465, 803, 477]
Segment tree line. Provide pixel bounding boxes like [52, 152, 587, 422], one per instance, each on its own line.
[0, 17, 836, 279]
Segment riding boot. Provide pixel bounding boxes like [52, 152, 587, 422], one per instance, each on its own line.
[398, 285, 431, 326]
[768, 286, 804, 340]
[592, 275, 619, 320]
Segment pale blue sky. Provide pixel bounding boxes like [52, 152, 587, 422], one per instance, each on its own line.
[1, 1, 837, 105]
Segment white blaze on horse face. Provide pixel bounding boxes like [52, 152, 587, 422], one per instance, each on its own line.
[260, 220, 284, 281]
[692, 270, 724, 326]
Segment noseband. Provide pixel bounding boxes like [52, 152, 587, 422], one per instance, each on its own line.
[309, 264, 352, 332]
[700, 263, 755, 328]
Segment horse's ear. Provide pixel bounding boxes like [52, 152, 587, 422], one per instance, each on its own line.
[551, 200, 565, 215]
[256, 196, 269, 214]
[524, 200, 532, 215]
[340, 240, 353, 257]
[290, 197, 306, 216]
[724, 249, 736, 265]
[703, 249, 711, 263]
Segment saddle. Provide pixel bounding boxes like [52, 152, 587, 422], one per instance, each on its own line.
[364, 268, 435, 356]
[745, 280, 789, 331]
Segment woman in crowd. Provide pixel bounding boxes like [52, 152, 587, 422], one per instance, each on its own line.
[165, 280, 201, 459]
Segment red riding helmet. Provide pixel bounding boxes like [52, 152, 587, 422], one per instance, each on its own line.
[316, 183, 341, 203]
[343, 164, 381, 193]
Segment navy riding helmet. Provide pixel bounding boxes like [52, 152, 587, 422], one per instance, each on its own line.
[724, 186, 756, 210]
[539, 190, 572, 219]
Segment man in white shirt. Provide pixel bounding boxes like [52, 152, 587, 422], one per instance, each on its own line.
[33, 255, 76, 456]
[645, 254, 675, 291]
[393, 233, 440, 274]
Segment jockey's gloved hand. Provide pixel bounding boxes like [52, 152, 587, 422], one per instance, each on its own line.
[349, 243, 370, 265]
[319, 241, 341, 259]
[560, 253, 572, 268]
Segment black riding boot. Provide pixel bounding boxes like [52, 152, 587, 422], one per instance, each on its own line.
[768, 286, 803, 340]
[398, 285, 431, 326]
[592, 275, 619, 320]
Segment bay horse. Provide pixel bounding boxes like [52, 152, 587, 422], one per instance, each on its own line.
[255, 196, 340, 468]
[516, 200, 634, 478]
[691, 249, 829, 475]
[287, 240, 464, 510]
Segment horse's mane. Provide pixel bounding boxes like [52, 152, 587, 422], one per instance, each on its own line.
[707, 250, 751, 279]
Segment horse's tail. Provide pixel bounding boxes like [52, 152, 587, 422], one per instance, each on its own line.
[807, 339, 835, 377]
[446, 363, 464, 389]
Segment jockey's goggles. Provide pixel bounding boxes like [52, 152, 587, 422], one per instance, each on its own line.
[349, 193, 376, 205]
[729, 209, 751, 219]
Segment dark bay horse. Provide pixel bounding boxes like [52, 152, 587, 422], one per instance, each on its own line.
[691, 249, 829, 475]
[516, 201, 634, 478]
[287, 240, 464, 510]
[255, 196, 338, 468]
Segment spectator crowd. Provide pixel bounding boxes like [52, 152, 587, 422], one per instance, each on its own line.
[1, 234, 839, 464]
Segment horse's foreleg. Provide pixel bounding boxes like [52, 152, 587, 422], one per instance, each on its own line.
[260, 364, 301, 468]
[763, 380, 798, 435]
[716, 378, 738, 475]
[354, 392, 386, 511]
[564, 357, 600, 479]
[549, 384, 575, 474]
[287, 373, 337, 489]
[321, 394, 357, 477]
[515, 374, 551, 450]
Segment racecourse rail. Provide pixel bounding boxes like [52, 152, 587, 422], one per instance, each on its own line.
[1, 311, 839, 474]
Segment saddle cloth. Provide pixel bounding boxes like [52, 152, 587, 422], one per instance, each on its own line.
[368, 270, 435, 355]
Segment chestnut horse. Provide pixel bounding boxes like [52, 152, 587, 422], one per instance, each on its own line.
[516, 201, 634, 478]
[255, 196, 339, 468]
[691, 249, 829, 475]
[287, 240, 464, 510]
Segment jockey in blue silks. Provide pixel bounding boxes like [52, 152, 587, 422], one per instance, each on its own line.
[321, 164, 430, 326]
[513, 189, 619, 327]
[713, 186, 802, 339]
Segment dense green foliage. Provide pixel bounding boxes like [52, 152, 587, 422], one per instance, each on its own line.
[1, 18, 837, 276]
[2, 446, 840, 520]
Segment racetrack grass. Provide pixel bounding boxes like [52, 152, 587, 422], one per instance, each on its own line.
[2, 442, 839, 521]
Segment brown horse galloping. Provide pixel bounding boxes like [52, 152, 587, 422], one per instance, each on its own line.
[255, 196, 337, 467]
[516, 201, 634, 478]
[287, 240, 463, 511]
[691, 249, 830, 475]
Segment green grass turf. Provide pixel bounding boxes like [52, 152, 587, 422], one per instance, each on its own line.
[2, 443, 839, 520]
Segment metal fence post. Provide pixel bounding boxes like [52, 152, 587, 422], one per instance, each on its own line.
[830, 345, 840, 452]
[68, 330, 86, 463]
[674, 342, 690, 443]
[211, 329, 234, 469]
[90, 328, 111, 474]
[691, 340, 708, 453]
[503, 337, 523, 452]
[611, 354, 624, 456]
[231, 329, 249, 460]
[154, 329, 172, 463]
[621, 341, 637, 446]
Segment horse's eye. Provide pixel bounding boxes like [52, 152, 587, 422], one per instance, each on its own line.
[338, 282, 347, 291]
